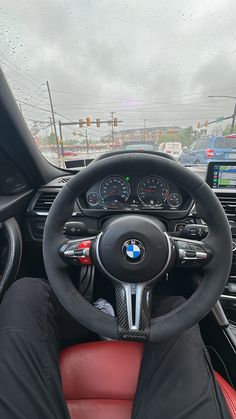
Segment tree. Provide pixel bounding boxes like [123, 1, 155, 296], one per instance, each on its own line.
[223, 125, 236, 135]
[47, 132, 57, 145]
[159, 126, 195, 147]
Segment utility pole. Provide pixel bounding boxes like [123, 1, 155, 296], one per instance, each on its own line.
[85, 130, 89, 155]
[231, 102, 236, 134]
[111, 112, 114, 145]
[58, 121, 65, 159]
[46, 81, 60, 157]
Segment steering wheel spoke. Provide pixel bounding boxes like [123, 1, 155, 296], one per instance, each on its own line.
[59, 236, 96, 266]
[115, 282, 152, 341]
[170, 236, 213, 268]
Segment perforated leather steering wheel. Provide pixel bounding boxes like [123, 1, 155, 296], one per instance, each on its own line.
[43, 153, 232, 342]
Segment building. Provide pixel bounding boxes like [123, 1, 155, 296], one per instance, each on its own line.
[101, 126, 182, 145]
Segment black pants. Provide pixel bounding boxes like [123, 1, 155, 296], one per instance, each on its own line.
[0, 278, 231, 419]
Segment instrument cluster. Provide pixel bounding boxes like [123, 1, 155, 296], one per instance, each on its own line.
[83, 174, 189, 212]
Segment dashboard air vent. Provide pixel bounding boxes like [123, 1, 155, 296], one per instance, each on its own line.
[216, 193, 236, 220]
[33, 191, 58, 213]
[58, 177, 70, 184]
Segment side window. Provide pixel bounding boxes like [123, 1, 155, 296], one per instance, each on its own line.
[215, 137, 225, 148]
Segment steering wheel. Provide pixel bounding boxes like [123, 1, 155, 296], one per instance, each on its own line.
[43, 153, 232, 342]
[0, 217, 22, 298]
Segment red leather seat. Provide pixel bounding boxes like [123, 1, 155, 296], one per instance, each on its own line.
[60, 341, 236, 419]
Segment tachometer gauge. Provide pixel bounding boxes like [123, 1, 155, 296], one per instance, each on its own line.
[87, 192, 100, 206]
[168, 193, 182, 209]
[138, 176, 169, 207]
[100, 176, 130, 203]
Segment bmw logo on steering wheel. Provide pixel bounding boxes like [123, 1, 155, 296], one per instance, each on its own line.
[122, 239, 145, 263]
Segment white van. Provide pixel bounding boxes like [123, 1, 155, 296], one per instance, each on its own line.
[161, 142, 182, 159]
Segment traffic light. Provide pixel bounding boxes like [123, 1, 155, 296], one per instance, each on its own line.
[72, 130, 77, 136]
[114, 117, 118, 127]
[86, 117, 91, 127]
[196, 122, 201, 129]
[79, 119, 83, 128]
[96, 118, 100, 127]
[204, 120, 209, 127]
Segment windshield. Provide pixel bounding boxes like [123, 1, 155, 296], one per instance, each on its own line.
[1, 1, 236, 174]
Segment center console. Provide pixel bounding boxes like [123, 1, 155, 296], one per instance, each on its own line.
[206, 162, 236, 325]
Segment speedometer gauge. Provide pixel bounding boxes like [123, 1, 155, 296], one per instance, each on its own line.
[100, 176, 130, 203]
[87, 192, 100, 206]
[168, 193, 182, 208]
[138, 176, 169, 207]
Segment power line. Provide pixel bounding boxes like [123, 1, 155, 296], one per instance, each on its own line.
[50, 85, 236, 103]
[0, 53, 42, 87]
[51, 89, 127, 101]
[16, 99, 75, 122]
[0, 55, 50, 112]
[2, 54, 236, 111]
[52, 104, 233, 113]
[1, 64, 49, 110]
[17, 100, 53, 114]
[52, 98, 236, 111]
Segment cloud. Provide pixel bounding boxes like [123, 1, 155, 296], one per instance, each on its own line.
[0, 0, 236, 135]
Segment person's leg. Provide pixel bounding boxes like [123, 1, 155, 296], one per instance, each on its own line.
[132, 296, 231, 419]
[0, 277, 70, 419]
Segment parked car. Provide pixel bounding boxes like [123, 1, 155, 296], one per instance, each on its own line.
[63, 150, 77, 157]
[179, 135, 236, 165]
[159, 142, 182, 159]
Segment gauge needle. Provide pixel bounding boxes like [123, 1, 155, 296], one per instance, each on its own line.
[141, 189, 157, 193]
[106, 187, 118, 197]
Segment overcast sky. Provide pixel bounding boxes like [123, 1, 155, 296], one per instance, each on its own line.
[0, 0, 236, 138]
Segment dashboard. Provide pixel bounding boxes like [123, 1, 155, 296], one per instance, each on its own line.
[81, 173, 192, 213]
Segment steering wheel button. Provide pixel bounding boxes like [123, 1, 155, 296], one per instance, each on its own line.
[74, 249, 84, 256]
[196, 251, 208, 259]
[78, 240, 92, 249]
[185, 250, 196, 258]
[189, 243, 204, 252]
[79, 256, 92, 265]
[177, 241, 191, 250]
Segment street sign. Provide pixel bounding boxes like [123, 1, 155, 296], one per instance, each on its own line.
[216, 116, 224, 122]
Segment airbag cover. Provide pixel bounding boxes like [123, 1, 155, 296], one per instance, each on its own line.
[97, 215, 168, 283]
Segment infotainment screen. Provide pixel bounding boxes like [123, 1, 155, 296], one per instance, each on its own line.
[206, 162, 236, 189]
